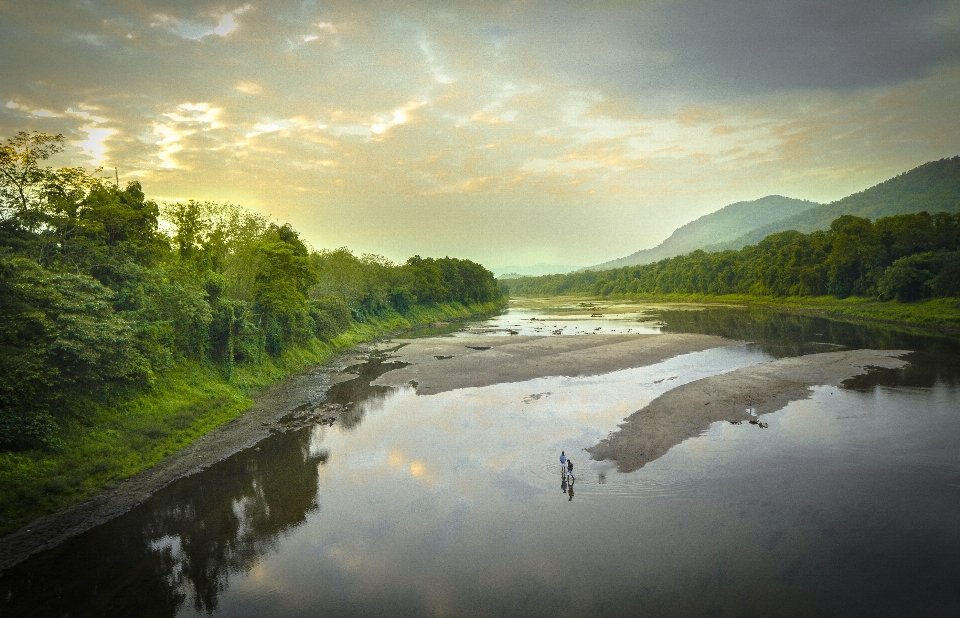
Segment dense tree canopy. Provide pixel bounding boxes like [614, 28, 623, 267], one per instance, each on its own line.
[503, 212, 960, 302]
[0, 132, 502, 450]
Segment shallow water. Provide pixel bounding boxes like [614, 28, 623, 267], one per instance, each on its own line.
[3, 301, 960, 616]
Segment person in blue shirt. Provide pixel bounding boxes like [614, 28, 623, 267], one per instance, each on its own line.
[559, 451, 567, 474]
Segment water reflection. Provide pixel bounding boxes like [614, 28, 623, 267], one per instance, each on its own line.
[0, 429, 326, 616]
[2, 305, 960, 616]
[658, 305, 960, 388]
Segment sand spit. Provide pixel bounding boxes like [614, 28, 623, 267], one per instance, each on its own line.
[587, 349, 911, 472]
[372, 334, 742, 394]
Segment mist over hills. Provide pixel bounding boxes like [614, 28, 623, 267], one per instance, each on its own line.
[590, 155, 960, 271]
[590, 196, 819, 270]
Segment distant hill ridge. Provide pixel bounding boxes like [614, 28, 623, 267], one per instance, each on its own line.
[492, 263, 580, 278]
[591, 155, 960, 270]
[709, 156, 960, 251]
[590, 195, 819, 270]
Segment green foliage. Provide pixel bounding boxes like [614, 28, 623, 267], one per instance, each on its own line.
[504, 211, 960, 304]
[718, 155, 960, 250]
[0, 300, 503, 535]
[0, 130, 503, 458]
[0, 255, 146, 449]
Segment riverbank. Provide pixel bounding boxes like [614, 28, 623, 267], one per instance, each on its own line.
[0, 300, 503, 566]
[508, 293, 960, 332]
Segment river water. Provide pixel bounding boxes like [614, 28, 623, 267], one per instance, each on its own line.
[3, 301, 960, 617]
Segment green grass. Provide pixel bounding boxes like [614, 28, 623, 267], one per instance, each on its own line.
[0, 300, 503, 536]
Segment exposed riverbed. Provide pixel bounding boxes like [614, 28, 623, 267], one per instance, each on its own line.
[2, 300, 960, 616]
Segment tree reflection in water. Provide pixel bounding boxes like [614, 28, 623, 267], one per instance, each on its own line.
[0, 428, 327, 617]
[660, 306, 960, 388]
[0, 351, 406, 617]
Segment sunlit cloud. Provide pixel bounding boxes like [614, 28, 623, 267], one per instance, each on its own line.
[74, 125, 116, 166]
[245, 122, 288, 139]
[1, 1, 958, 268]
[153, 123, 190, 169]
[235, 81, 263, 95]
[149, 4, 251, 40]
[6, 101, 61, 118]
[370, 100, 426, 136]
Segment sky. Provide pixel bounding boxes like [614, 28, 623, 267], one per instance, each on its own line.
[2, 0, 960, 269]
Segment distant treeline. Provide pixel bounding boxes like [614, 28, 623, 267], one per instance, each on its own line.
[1, 131, 502, 450]
[503, 212, 960, 301]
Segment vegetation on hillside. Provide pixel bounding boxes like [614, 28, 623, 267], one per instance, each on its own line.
[717, 156, 960, 250]
[0, 131, 503, 453]
[502, 211, 960, 306]
[593, 195, 819, 270]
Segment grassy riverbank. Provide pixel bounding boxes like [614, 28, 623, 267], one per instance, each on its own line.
[0, 300, 502, 536]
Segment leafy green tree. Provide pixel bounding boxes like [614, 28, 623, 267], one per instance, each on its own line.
[0, 255, 146, 449]
[824, 216, 884, 297]
[877, 252, 939, 301]
[0, 131, 64, 227]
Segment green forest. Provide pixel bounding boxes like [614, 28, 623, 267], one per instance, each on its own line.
[0, 131, 503, 455]
[502, 211, 960, 302]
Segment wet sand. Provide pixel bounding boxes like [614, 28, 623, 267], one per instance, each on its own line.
[587, 348, 910, 472]
[372, 333, 742, 393]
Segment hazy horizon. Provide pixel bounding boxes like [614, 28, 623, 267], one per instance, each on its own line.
[3, 0, 960, 268]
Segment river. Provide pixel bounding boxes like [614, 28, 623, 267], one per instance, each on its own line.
[3, 300, 960, 616]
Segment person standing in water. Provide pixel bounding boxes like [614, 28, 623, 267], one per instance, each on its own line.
[566, 458, 574, 481]
[559, 451, 567, 474]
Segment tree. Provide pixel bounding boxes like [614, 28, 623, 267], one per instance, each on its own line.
[0, 131, 64, 226]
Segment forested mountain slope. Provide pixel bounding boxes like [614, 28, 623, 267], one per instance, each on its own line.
[714, 156, 960, 250]
[503, 210, 960, 302]
[591, 195, 819, 270]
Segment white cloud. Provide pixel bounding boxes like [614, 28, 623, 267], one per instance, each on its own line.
[245, 122, 287, 138]
[162, 102, 222, 129]
[151, 103, 222, 168]
[149, 4, 251, 40]
[74, 125, 116, 166]
[5, 100, 62, 118]
[370, 100, 426, 135]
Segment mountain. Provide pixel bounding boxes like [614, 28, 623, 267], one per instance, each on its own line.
[711, 156, 960, 251]
[590, 195, 819, 270]
[492, 263, 581, 278]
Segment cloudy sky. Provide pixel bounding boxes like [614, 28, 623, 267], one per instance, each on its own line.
[3, 1, 960, 268]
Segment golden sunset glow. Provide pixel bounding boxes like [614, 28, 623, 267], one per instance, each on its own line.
[3, 1, 959, 268]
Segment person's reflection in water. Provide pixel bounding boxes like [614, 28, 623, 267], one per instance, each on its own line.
[568, 483, 574, 501]
[561, 475, 568, 493]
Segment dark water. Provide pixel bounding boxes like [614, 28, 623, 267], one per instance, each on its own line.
[3, 302, 960, 617]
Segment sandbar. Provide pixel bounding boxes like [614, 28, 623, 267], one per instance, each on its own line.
[372, 333, 742, 393]
[587, 348, 910, 472]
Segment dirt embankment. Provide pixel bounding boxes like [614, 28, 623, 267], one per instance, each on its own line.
[587, 348, 910, 472]
[372, 333, 742, 393]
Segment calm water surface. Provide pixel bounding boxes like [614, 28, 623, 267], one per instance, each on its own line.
[3, 302, 960, 617]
